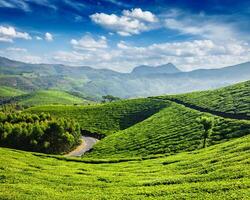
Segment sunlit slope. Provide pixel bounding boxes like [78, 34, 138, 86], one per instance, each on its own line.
[0, 86, 25, 98]
[87, 102, 250, 158]
[0, 135, 249, 199]
[16, 90, 87, 106]
[27, 98, 168, 135]
[163, 80, 250, 116]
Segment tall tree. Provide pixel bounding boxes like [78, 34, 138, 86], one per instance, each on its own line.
[197, 116, 214, 148]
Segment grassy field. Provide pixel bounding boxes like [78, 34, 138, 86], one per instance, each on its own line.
[0, 134, 249, 199]
[162, 80, 250, 116]
[27, 98, 168, 135]
[0, 86, 25, 98]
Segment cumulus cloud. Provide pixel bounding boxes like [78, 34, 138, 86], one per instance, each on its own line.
[90, 8, 158, 36]
[45, 32, 53, 41]
[122, 8, 158, 23]
[0, 26, 31, 42]
[70, 35, 108, 50]
[53, 37, 250, 72]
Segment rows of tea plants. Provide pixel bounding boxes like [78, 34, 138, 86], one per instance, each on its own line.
[0, 134, 249, 199]
[87, 102, 250, 158]
[163, 80, 250, 116]
[26, 98, 169, 135]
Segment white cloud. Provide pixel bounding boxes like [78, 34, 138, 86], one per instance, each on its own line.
[45, 32, 53, 41]
[70, 35, 107, 50]
[21, 55, 43, 63]
[0, 26, 31, 42]
[53, 38, 250, 72]
[122, 8, 158, 23]
[90, 8, 158, 36]
[0, 47, 42, 64]
[6, 47, 27, 52]
[163, 10, 242, 42]
[0, 0, 56, 12]
[35, 36, 43, 40]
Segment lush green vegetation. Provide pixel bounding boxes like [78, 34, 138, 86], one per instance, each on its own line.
[0, 112, 81, 154]
[0, 135, 249, 199]
[14, 90, 89, 106]
[87, 102, 250, 158]
[0, 86, 25, 98]
[164, 80, 250, 116]
[26, 98, 168, 135]
[0, 80, 249, 199]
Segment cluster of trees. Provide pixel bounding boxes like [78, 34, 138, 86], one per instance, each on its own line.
[102, 95, 121, 103]
[0, 112, 81, 154]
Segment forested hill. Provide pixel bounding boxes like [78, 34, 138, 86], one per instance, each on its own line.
[1, 56, 250, 98]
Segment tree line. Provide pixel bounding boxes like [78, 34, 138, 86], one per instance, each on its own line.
[0, 112, 81, 154]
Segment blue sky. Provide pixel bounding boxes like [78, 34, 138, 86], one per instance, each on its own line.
[0, 0, 250, 72]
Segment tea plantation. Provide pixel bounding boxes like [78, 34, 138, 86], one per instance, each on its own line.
[163, 80, 250, 116]
[87, 101, 250, 158]
[0, 134, 249, 199]
[27, 98, 168, 135]
[0, 81, 249, 199]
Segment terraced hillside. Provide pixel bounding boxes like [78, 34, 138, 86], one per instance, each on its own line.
[12, 90, 88, 106]
[27, 98, 168, 135]
[162, 80, 250, 116]
[0, 86, 25, 98]
[87, 101, 250, 158]
[0, 134, 249, 199]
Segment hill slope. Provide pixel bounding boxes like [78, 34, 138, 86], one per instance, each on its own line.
[131, 63, 181, 75]
[87, 101, 250, 158]
[0, 135, 249, 199]
[0, 86, 25, 98]
[14, 90, 88, 106]
[27, 98, 168, 135]
[1, 56, 250, 98]
[163, 80, 250, 116]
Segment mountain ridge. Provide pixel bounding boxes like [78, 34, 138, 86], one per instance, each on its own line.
[0, 56, 250, 98]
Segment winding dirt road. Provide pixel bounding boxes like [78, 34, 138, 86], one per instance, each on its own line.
[66, 136, 98, 157]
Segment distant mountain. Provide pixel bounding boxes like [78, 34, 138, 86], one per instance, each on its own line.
[131, 63, 181, 75]
[0, 56, 249, 99]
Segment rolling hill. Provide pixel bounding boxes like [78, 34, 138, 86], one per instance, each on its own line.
[0, 134, 249, 199]
[25, 81, 250, 159]
[27, 98, 168, 135]
[161, 80, 250, 116]
[14, 90, 88, 106]
[1, 56, 250, 98]
[0, 86, 25, 98]
[0, 80, 249, 199]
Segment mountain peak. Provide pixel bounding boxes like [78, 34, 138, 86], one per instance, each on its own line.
[131, 63, 181, 75]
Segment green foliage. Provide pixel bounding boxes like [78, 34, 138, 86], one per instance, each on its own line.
[0, 86, 25, 98]
[0, 135, 249, 199]
[0, 112, 81, 154]
[196, 116, 214, 148]
[87, 102, 250, 158]
[102, 95, 121, 102]
[166, 80, 250, 116]
[15, 90, 89, 106]
[26, 98, 168, 135]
